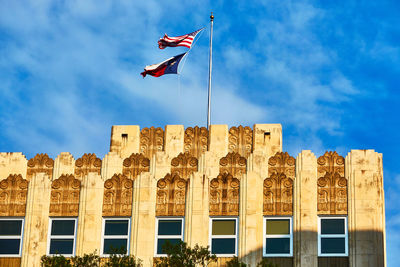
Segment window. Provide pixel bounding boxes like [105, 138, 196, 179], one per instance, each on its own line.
[209, 218, 238, 256]
[47, 218, 77, 256]
[318, 217, 348, 256]
[0, 218, 24, 257]
[102, 218, 130, 256]
[155, 218, 184, 256]
[263, 217, 292, 257]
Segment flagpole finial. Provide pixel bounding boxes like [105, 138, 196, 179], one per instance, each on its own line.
[210, 12, 214, 21]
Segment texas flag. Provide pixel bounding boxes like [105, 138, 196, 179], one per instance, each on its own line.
[141, 53, 187, 78]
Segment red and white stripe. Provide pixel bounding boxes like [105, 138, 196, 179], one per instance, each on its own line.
[158, 28, 203, 49]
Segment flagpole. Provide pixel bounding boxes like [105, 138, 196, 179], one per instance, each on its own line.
[207, 12, 214, 130]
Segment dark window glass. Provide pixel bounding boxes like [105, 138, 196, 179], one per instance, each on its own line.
[321, 219, 345, 235]
[157, 238, 181, 254]
[266, 220, 290, 235]
[211, 238, 235, 254]
[265, 238, 290, 254]
[0, 239, 20, 254]
[0, 220, 22, 235]
[103, 239, 128, 254]
[212, 220, 236, 235]
[321, 237, 346, 254]
[104, 220, 129, 236]
[49, 239, 74, 254]
[51, 220, 75, 236]
[158, 220, 182, 235]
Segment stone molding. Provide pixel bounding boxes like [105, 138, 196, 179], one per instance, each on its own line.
[184, 126, 209, 157]
[219, 152, 247, 177]
[140, 127, 164, 158]
[209, 173, 240, 216]
[122, 153, 150, 179]
[228, 126, 253, 157]
[156, 173, 187, 216]
[75, 153, 102, 176]
[171, 152, 198, 179]
[27, 153, 54, 178]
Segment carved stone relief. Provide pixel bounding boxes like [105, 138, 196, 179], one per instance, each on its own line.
[209, 173, 240, 216]
[171, 152, 198, 178]
[263, 173, 293, 215]
[103, 174, 133, 216]
[75, 153, 102, 176]
[49, 174, 81, 217]
[140, 127, 164, 159]
[122, 153, 150, 179]
[0, 174, 29, 216]
[27, 153, 54, 178]
[156, 174, 187, 216]
[317, 151, 347, 214]
[184, 126, 208, 157]
[264, 152, 295, 215]
[219, 152, 247, 178]
[228, 126, 253, 157]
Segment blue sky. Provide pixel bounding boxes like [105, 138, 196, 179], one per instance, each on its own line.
[0, 0, 399, 264]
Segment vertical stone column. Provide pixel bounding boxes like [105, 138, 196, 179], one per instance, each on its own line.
[253, 124, 282, 157]
[164, 125, 184, 158]
[53, 152, 75, 178]
[294, 150, 318, 267]
[347, 150, 385, 267]
[241, 170, 263, 266]
[110, 125, 140, 158]
[0, 153, 27, 179]
[132, 172, 157, 266]
[21, 172, 52, 266]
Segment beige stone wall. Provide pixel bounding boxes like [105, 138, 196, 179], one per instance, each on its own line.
[0, 124, 386, 267]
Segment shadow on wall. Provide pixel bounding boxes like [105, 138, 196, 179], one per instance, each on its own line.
[208, 230, 385, 267]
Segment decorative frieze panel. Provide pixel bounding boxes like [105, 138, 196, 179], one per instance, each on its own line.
[49, 174, 81, 217]
[140, 127, 164, 159]
[219, 152, 247, 178]
[171, 152, 198, 179]
[317, 151, 347, 214]
[27, 153, 54, 178]
[268, 152, 296, 178]
[184, 126, 208, 157]
[75, 153, 102, 176]
[0, 174, 29, 216]
[156, 174, 187, 216]
[228, 126, 253, 157]
[122, 153, 150, 179]
[103, 174, 133, 217]
[263, 173, 293, 215]
[209, 173, 240, 216]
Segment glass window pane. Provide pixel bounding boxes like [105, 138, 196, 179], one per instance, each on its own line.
[0, 220, 22, 235]
[266, 220, 290, 235]
[212, 220, 236, 235]
[265, 238, 290, 254]
[158, 220, 182, 235]
[321, 237, 346, 254]
[211, 238, 236, 254]
[49, 239, 74, 255]
[157, 238, 182, 254]
[51, 220, 75, 236]
[105, 220, 129, 236]
[321, 219, 345, 235]
[0, 239, 20, 254]
[103, 239, 128, 254]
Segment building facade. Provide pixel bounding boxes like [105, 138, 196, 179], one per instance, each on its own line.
[0, 124, 386, 267]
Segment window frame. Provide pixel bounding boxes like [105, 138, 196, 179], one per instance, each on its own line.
[209, 217, 238, 257]
[263, 216, 293, 257]
[318, 216, 348, 257]
[47, 217, 78, 256]
[101, 217, 131, 257]
[0, 217, 24, 257]
[154, 217, 184, 257]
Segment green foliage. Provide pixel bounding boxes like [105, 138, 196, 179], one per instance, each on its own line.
[70, 251, 100, 267]
[41, 250, 141, 267]
[41, 254, 71, 267]
[256, 258, 279, 267]
[226, 256, 247, 267]
[154, 241, 217, 267]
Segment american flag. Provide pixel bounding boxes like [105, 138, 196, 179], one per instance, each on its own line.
[158, 28, 204, 49]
